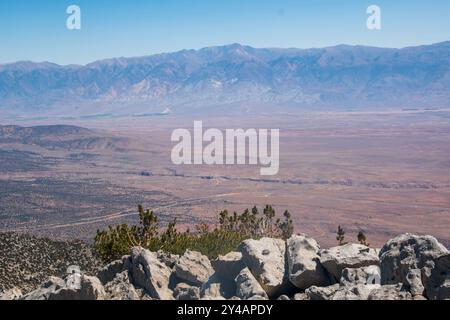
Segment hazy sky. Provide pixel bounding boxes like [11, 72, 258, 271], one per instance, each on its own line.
[1, 0, 449, 65]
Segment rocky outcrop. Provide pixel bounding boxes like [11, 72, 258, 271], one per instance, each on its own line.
[20, 276, 65, 300]
[287, 234, 330, 289]
[331, 284, 377, 300]
[97, 258, 127, 285]
[325, 265, 383, 300]
[128, 247, 173, 300]
[211, 252, 245, 282]
[367, 284, 413, 300]
[235, 268, 268, 300]
[157, 251, 180, 269]
[201, 282, 226, 300]
[423, 253, 450, 300]
[340, 265, 381, 287]
[76, 275, 106, 300]
[2, 233, 449, 301]
[379, 234, 448, 297]
[320, 244, 379, 281]
[239, 237, 288, 297]
[174, 250, 214, 286]
[306, 284, 340, 300]
[103, 271, 145, 300]
[21, 269, 106, 300]
[173, 283, 200, 300]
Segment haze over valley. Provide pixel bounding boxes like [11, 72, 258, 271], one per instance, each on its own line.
[1, 112, 450, 248]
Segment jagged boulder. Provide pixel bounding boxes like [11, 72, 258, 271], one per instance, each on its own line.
[76, 275, 107, 300]
[50, 273, 106, 300]
[104, 271, 143, 300]
[331, 284, 377, 300]
[20, 276, 66, 300]
[211, 252, 245, 282]
[379, 234, 448, 296]
[129, 247, 173, 300]
[201, 275, 234, 300]
[209, 252, 245, 298]
[97, 258, 127, 285]
[340, 265, 381, 287]
[173, 283, 201, 300]
[367, 284, 413, 300]
[239, 237, 288, 296]
[175, 250, 214, 286]
[157, 251, 180, 269]
[235, 268, 268, 300]
[423, 253, 450, 300]
[305, 284, 340, 300]
[305, 282, 414, 301]
[320, 244, 379, 281]
[21, 273, 106, 300]
[329, 266, 382, 300]
[201, 282, 224, 300]
[287, 234, 330, 289]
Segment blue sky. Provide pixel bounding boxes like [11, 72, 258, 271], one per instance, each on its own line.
[1, 0, 449, 65]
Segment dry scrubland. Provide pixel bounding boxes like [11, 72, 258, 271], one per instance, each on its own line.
[0, 111, 450, 248]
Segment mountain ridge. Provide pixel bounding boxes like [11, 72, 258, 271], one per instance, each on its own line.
[3, 41, 450, 68]
[1, 42, 450, 115]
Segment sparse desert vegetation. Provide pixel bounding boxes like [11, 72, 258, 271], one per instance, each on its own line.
[1, 111, 450, 249]
[94, 205, 293, 262]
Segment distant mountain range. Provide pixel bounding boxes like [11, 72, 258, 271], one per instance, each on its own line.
[1, 42, 450, 116]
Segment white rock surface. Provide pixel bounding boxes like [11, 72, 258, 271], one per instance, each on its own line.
[173, 283, 201, 300]
[379, 234, 448, 296]
[129, 247, 173, 300]
[175, 250, 215, 286]
[320, 244, 379, 281]
[235, 267, 268, 300]
[239, 237, 288, 296]
[367, 284, 413, 300]
[287, 234, 330, 289]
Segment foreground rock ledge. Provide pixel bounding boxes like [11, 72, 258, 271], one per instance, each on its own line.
[0, 233, 449, 301]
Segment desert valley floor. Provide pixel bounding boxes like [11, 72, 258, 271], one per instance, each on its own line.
[1, 110, 449, 248]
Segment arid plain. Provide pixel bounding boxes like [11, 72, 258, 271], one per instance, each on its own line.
[1, 110, 449, 248]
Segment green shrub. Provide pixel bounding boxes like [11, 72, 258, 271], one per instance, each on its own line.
[357, 231, 370, 246]
[336, 225, 348, 246]
[94, 204, 294, 263]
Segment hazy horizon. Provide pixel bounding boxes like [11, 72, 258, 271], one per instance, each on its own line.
[1, 0, 450, 65]
[2, 40, 450, 67]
